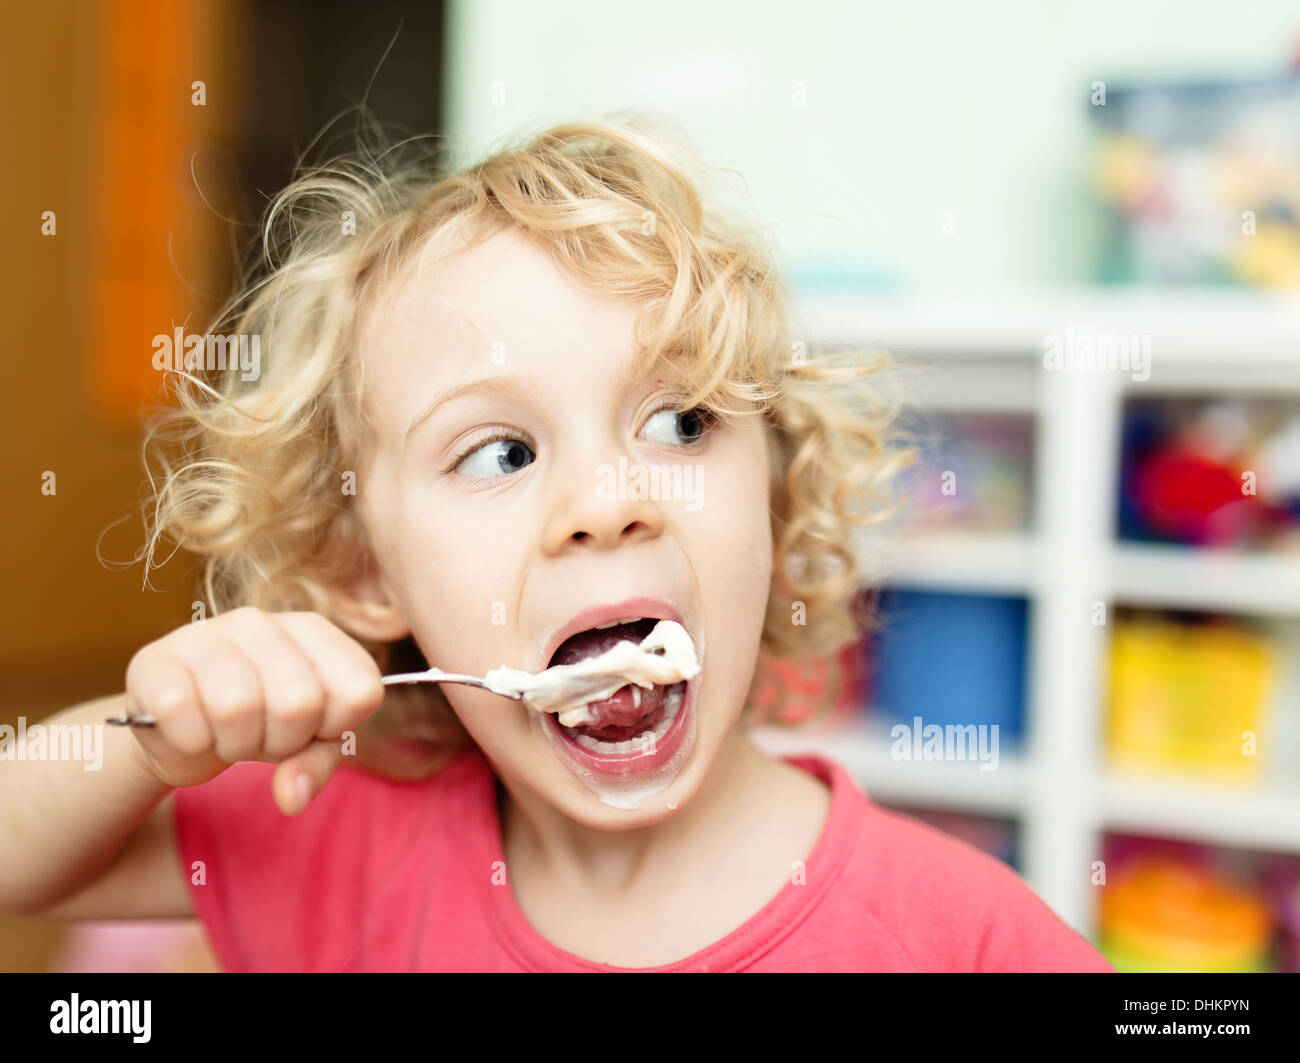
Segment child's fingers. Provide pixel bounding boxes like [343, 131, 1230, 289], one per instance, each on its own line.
[171, 638, 266, 764]
[271, 738, 343, 816]
[277, 612, 385, 739]
[226, 612, 327, 762]
[124, 608, 383, 794]
[125, 646, 213, 757]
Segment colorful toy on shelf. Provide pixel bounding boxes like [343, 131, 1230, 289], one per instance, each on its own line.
[1265, 858, 1300, 973]
[1106, 614, 1277, 782]
[1100, 850, 1275, 972]
[1132, 446, 1285, 546]
[870, 589, 1026, 742]
[1119, 398, 1300, 549]
[898, 412, 1034, 534]
[1090, 73, 1300, 287]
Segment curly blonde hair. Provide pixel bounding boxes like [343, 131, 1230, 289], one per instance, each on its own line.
[139, 111, 912, 726]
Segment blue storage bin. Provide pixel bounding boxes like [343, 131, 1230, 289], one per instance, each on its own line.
[868, 588, 1026, 743]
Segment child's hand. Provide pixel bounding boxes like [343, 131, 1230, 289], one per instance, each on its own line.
[125, 608, 384, 816]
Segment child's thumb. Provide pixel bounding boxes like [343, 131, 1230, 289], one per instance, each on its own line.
[272, 739, 343, 817]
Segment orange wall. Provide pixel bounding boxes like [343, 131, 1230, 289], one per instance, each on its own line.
[1, 0, 248, 973]
[2, 0, 241, 716]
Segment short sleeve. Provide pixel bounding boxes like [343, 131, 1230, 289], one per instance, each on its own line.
[971, 858, 1115, 972]
[856, 799, 1115, 972]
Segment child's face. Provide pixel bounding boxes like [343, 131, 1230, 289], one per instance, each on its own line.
[351, 224, 774, 825]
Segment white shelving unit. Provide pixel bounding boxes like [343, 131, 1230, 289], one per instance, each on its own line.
[750, 288, 1300, 940]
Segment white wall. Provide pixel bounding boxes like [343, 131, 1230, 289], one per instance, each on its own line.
[444, 0, 1300, 293]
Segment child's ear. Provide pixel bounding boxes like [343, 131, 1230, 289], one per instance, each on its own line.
[330, 556, 411, 643]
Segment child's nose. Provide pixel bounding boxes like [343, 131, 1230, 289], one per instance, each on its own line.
[539, 452, 666, 554]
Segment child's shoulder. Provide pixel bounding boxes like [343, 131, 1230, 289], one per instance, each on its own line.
[787, 753, 1113, 971]
[789, 751, 1016, 889]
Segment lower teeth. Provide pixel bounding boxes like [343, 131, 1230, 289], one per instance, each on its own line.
[567, 684, 684, 754]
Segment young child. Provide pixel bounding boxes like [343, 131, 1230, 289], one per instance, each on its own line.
[2, 115, 1113, 972]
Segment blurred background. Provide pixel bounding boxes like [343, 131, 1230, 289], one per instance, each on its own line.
[3, 0, 1299, 972]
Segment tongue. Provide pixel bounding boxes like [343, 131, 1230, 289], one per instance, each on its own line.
[578, 684, 666, 740]
[550, 622, 665, 737]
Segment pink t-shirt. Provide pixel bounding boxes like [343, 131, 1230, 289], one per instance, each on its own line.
[172, 746, 1114, 972]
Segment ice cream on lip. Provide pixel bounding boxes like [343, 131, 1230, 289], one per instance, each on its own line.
[485, 619, 701, 728]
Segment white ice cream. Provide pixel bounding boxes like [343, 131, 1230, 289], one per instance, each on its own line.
[484, 619, 701, 727]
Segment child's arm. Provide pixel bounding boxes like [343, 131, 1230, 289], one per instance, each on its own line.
[1, 608, 385, 920]
[0, 694, 190, 918]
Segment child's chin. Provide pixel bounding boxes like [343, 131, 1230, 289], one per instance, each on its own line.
[567, 794, 687, 828]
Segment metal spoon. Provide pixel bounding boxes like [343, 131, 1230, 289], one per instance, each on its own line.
[103, 653, 663, 728]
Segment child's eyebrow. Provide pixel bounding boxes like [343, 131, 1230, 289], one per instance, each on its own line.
[405, 376, 535, 445]
[403, 354, 666, 446]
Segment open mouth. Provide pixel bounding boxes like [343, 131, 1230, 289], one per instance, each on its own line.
[548, 617, 688, 753]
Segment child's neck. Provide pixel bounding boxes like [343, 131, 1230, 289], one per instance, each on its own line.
[497, 724, 795, 899]
[494, 724, 833, 967]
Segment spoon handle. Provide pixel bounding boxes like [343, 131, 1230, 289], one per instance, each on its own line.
[380, 669, 525, 700]
[104, 668, 527, 727]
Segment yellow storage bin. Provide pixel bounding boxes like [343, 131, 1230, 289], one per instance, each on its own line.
[1106, 617, 1277, 781]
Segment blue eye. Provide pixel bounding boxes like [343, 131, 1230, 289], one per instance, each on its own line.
[641, 405, 715, 447]
[448, 405, 714, 481]
[452, 431, 536, 480]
